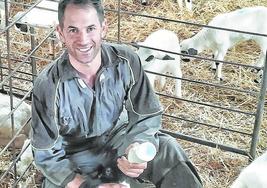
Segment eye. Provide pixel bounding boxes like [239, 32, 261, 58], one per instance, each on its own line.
[68, 28, 77, 33]
[87, 26, 95, 32]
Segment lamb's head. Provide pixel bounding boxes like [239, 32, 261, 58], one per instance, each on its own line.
[13, 11, 29, 33]
[136, 42, 175, 66]
[136, 42, 155, 65]
[180, 37, 199, 62]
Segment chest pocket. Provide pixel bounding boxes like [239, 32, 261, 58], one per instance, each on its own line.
[58, 106, 89, 137]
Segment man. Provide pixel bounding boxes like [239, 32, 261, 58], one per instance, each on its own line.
[30, 0, 203, 187]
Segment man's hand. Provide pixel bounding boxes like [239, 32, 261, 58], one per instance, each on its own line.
[98, 183, 129, 188]
[117, 143, 148, 178]
[66, 174, 85, 188]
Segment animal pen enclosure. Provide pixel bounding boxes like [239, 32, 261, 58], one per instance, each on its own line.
[0, 0, 267, 187]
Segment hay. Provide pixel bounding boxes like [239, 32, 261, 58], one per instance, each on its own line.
[1, 0, 267, 187]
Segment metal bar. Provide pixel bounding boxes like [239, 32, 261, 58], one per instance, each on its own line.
[162, 113, 252, 136]
[30, 26, 37, 83]
[157, 92, 256, 116]
[250, 52, 267, 159]
[160, 129, 249, 157]
[146, 70, 259, 96]
[105, 8, 267, 38]
[0, 28, 55, 88]
[117, 0, 121, 42]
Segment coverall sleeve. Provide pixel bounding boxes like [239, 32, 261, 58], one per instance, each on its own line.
[30, 69, 77, 186]
[124, 52, 163, 151]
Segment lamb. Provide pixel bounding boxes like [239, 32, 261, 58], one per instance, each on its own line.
[230, 150, 267, 188]
[0, 0, 10, 30]
[180, 6, 267, 81]
[16, 138, 34, 176]
[13, 0, 58, 32]
[13, 0, 59, 54]
[140, 0, 193, 11]
[0, 93, 31, 148]
[136, 29, 182, 98]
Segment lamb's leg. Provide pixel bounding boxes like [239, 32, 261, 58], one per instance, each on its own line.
[141, 0, 147, 5]
[214, 49, 227, 81]
[172, 67, 182, 98]
[146, 73, 156, 90]
[185, 0, 193, 11]
[177, 0, 184, 9]
[0, 10, 5, 29]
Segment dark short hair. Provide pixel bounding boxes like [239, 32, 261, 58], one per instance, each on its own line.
[58, 0, 105, 28]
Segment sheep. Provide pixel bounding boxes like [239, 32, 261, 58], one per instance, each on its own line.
[180, 6, 267, 81]
[0, 93, 31, 148]
[136, 29, 182, 98]
[16, 138, 34, 176]
[13, 0, 60, 54]
[0, 0, 10, 30]
[230, 150, 267, 188]
[140, 0, 193, 11]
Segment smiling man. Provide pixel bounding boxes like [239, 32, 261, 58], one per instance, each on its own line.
[30, 0, 203, 188]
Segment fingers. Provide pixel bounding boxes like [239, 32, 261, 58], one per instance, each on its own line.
[117, 156, 147, 178]
[98, 183, 129, 188]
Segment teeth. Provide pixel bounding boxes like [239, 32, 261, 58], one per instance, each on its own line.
[79, 48, 89, 52]
[78, 47, 91, 52]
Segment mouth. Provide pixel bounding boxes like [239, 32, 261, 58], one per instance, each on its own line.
[77, 46, 92, 53]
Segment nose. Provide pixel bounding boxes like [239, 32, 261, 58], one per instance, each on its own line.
[77, 31, 88, 45]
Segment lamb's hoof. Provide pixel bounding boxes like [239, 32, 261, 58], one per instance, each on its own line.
[210, 67, 216, 73]
[254, 79, 260, 84]
[215, 76, 223, 82]
[141, 0, 147, 5]
[251, 68, 261, 73]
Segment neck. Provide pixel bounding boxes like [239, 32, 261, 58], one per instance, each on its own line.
[69, 54, 102, 88]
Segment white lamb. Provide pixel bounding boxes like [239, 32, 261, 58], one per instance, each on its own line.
[230, 150, 267, 188]
[0, 93, 31, 148]
[13, 0, 59, 54]
[0, 0, 10, 30]
[13, 0, 58, 31]
[16, 138, 34, 176]
[136, 29, 182, 98]
[180, 6, 267, 81]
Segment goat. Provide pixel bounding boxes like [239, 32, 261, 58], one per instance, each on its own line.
[0, 0, 10, 30]
[0, 93, 31, 148]
[180, 6, 267, 81]
[140, 0, 192, 11]
[230, 150, 267, 188]
[136, 29, 182, 98]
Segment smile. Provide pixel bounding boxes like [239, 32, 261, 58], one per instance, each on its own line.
[78, 47, 92, 52]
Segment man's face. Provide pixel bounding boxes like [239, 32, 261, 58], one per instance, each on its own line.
[57, 4, 107, 65]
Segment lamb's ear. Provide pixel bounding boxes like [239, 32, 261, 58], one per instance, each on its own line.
[145, 55, 154, 62]
[162, 54, 175, 60]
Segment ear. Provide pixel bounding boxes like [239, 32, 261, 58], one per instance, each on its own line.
[162, 54, 175, 60]
[101, 18, 108, 39]
[188, 48, 198, 55]
[145, 55, 154, 62]
[56, 24, 65, 43]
